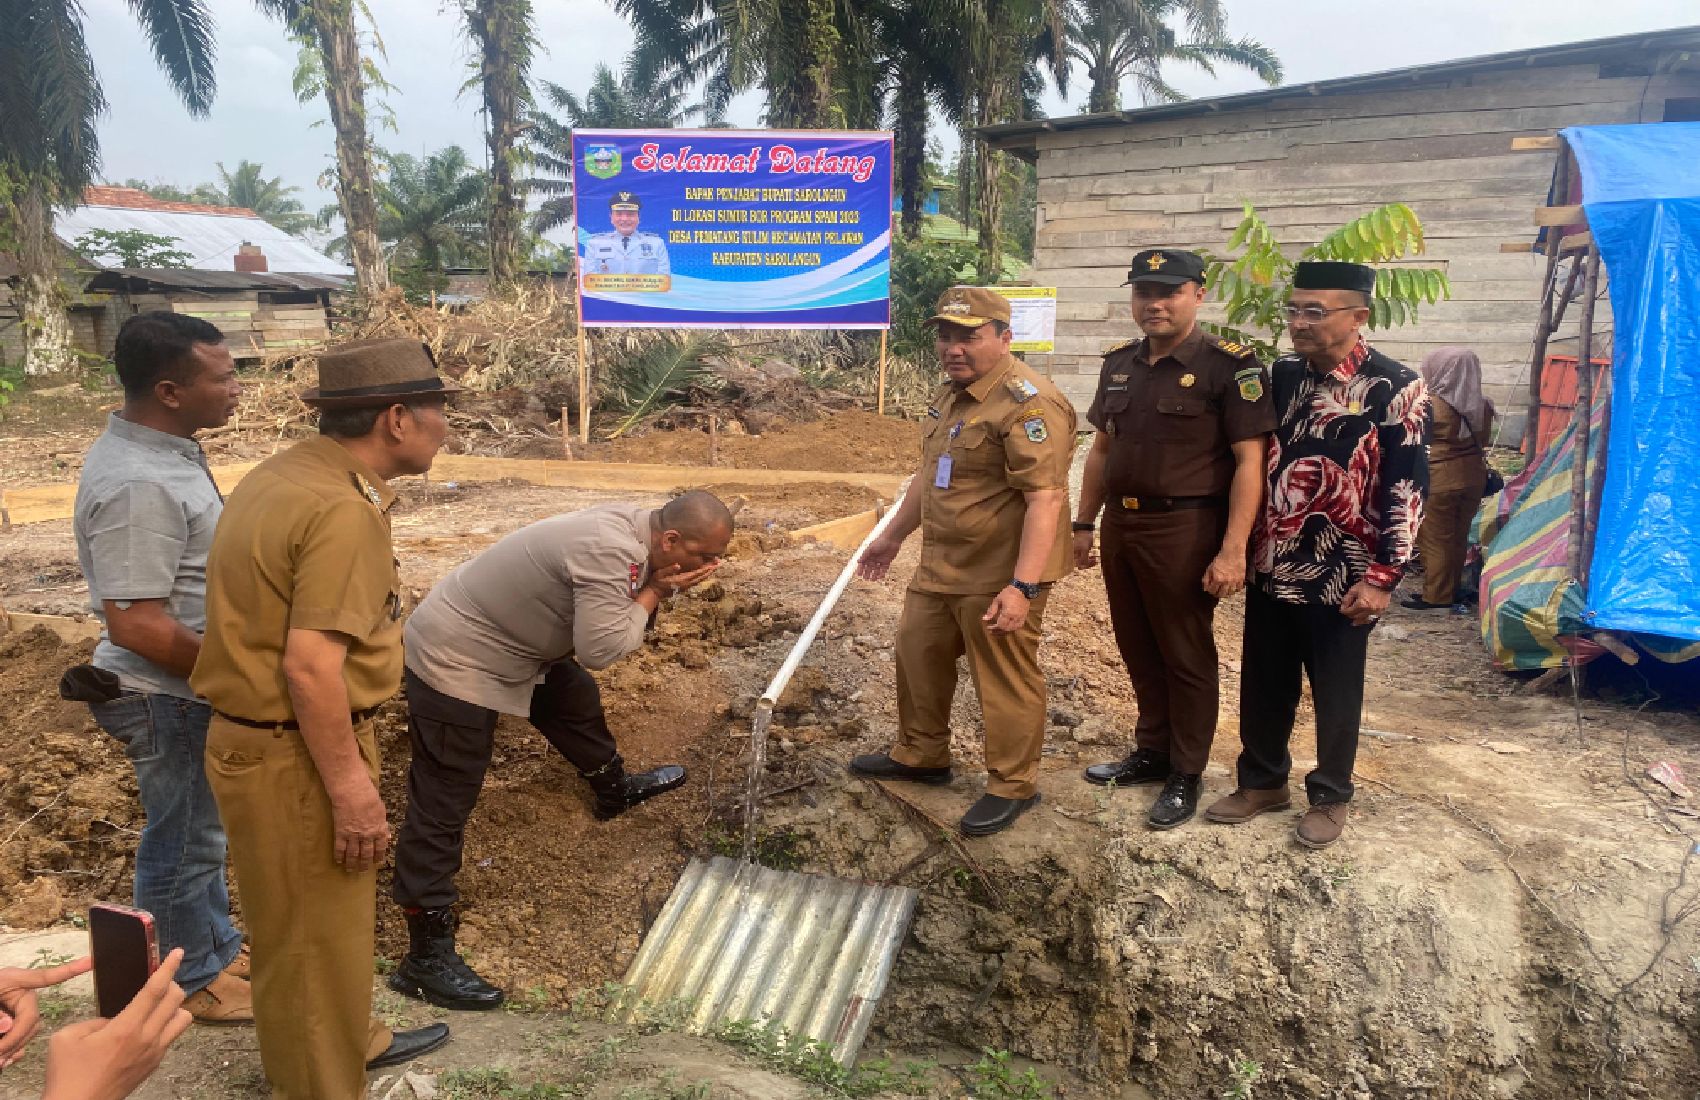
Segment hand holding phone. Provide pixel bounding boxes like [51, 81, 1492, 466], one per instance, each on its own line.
[89, 905, 158, 1019]
[42, 948, 192, 1100]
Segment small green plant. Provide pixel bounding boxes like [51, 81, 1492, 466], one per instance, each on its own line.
[72, 228, 195, 269]
[30, 948, 75, 969]
[617, 1072, 714, 1100]
[1203, 201, 1452, 362]
[440, 1067, 571, 1100]
[968, 1049, 1050, 1100]
[373, 954, 397, 975]
[1222, 1058, 1262, 1099]
[505, 982, 554, 1015]
[1328, 863, 1355, 888]
[702, 821, 806, 872]
[715, 1018, 931, 1097]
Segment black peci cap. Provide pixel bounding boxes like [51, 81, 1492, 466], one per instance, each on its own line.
[1123, 248, 1206, 287]
[1292, 261, 1376, 295]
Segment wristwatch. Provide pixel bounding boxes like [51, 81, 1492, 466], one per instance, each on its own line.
[1071, 521, 1095, 533]
[1008, 578, 1041, 599]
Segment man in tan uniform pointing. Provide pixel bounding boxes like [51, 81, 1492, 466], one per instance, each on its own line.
[386, 492, 732, 1009]
[851, 287, 1076, 837]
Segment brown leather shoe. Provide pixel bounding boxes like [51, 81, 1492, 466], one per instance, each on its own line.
[1203, 786, 1291, 824]
[1296, 802, 1350, 849]
[222, 943, 250, 981]
[183, 971, 253, 1026]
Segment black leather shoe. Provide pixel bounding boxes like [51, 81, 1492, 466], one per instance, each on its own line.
[1083, 748, 1170, 787]
[1401, 595, 1450, 610]
[583, 756, 688, 820]
[1147, 774, 1202, 830]
[848, 752, 953, 785]
[389, 908, 504, 1010]
[365, 1022, 450, 1070]
[959, 792, 1040, 836]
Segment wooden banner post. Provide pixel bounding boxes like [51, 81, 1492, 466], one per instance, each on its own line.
[576, 323, 591, 445]
[876, 329, 888, 416]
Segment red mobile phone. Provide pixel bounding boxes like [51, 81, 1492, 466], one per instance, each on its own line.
[89, 903, 159, 1018]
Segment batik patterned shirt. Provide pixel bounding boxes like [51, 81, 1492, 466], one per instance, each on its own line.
[1253, 338, 1430, 606]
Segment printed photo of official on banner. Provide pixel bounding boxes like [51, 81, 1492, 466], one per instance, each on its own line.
[571, 129, 894, 329]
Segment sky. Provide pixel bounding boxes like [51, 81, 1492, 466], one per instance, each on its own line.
[82, 0, 1700, 215]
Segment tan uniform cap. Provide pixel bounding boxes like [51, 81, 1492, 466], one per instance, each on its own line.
[925, 286, 1011, 329]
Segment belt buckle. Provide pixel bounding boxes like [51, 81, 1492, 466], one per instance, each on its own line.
[1121, 496, 1140, 511]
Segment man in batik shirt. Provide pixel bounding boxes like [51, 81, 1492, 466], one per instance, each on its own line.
[1204, 261, 1429, 849]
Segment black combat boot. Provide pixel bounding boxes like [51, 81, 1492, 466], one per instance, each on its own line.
[582, 754, 688, 820]
[389, 907, 504, 1010]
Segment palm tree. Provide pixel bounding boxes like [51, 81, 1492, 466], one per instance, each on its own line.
[372, 147, 488, 298]
[1066, 0, 1281, 113]
[1, 0, 215, 374]
[462, 0, 535, 291]
[215, 160, 315, 235]
[613, 0, 862, 129]
[258, 0, 390, 303]
[868, 0, 960, 241]
[523, 62, 701, 235]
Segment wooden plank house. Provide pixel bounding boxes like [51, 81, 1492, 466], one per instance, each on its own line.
[981, 25, 1700, 435]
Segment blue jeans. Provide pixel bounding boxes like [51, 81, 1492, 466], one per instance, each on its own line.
[88, 692, 242, 993]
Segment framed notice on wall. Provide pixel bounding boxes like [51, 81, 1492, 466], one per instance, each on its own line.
[571, 128, 893, 329]
[989, 287, 1057, 353]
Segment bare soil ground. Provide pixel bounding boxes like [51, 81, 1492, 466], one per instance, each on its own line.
[3, 395, 1698, 1099]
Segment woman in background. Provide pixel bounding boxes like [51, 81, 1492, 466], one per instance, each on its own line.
[1407, 346, 1494, 610]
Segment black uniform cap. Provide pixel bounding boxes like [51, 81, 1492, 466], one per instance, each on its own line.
[1292, 261, 1376, 295]
[610, 191, 641, 211]
[1123, 248, 1206, 287]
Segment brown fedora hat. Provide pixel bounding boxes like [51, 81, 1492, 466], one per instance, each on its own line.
[300, 338, 464, 408]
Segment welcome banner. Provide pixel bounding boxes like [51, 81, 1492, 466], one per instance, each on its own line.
[571, 129, 893, 329]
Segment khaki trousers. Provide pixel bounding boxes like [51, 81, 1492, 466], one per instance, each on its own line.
[890, 587, 1050, 799]
[1419, 486, 1483, 605]
[205, 716, 392, 1100]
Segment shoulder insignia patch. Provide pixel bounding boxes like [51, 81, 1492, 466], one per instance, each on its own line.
[1102, 338, 1139, 357]
[1110, 373, 1129, 384]
[1007, 377, 1039, 403]
[1216, 340, 1257, 359]
[1234, 367, 1265, 403]
[1023, 416, 1049, 443]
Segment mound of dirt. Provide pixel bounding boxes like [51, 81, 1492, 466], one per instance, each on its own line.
[0, 629, 139, 928]
[587, 410, 920, 475]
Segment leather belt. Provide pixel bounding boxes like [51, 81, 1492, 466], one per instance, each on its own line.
[215, 705, 382, 731]
[1113, 495, 1227, 513]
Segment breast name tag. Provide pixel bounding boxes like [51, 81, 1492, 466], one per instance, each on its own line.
[934, 454, 954, 489]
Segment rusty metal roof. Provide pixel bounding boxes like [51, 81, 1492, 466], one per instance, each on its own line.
[983, 24, 1700, 159]
[618, 856, 917, 1065]
[84, 269, 347, 293]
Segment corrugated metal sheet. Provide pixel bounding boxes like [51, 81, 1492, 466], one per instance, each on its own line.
[55, 204, 350, 275]
[619, 856, 917, 1065]
[84, 269, 347, 293]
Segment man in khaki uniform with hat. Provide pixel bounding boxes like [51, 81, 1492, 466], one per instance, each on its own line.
[192, 339, 459, 1098]
[850, 287, 1075, 837]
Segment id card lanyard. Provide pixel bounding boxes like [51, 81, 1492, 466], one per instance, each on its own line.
[935, 419, 965, 488]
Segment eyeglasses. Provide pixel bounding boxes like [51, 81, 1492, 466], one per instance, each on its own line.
[1283, 304, 1361, 324]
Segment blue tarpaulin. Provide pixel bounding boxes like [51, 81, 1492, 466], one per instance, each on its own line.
[1562, 123, 1700, 644]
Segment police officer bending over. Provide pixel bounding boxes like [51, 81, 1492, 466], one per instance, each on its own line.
[850, 287, 1076, 837]
[1075, 249, 1274, 830]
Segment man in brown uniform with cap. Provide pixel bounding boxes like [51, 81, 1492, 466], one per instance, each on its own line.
[1076, 249, 1274, 829]
[192, 339, 458, 1098]
[850, 286, 1075, 837]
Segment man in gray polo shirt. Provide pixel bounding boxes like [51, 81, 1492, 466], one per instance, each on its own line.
[72, 312, 249, 1023]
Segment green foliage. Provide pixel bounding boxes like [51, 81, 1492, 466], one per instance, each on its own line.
[702, 822, 806, 871]
[504, 982, 554, 1015]
[617, 1073, 713, 1100]
[601, 333, 728, 439]
[714, 1018, 932, 1097]
[441, 1068, 571, 1100]
[1065, 0, 1282, 113]
[968, 1049, 1051, 1100]
[1222, 1058, 1261, 1099]
[1203, 201, 1452, 360]
[73, 228, 194, 269]
[890, 233, 978, 362]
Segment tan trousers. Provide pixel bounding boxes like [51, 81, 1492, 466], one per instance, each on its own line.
[1419, 487, 1482, 605]
[205, 716, 392, 1100]
[891, 587, 1050, 798]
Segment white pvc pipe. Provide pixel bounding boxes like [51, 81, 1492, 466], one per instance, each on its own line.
[758, 478, 912, 707]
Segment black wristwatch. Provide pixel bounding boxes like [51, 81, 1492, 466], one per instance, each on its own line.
[1071, 521, 1095, 533]
[1008, 578, 1041, 599]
